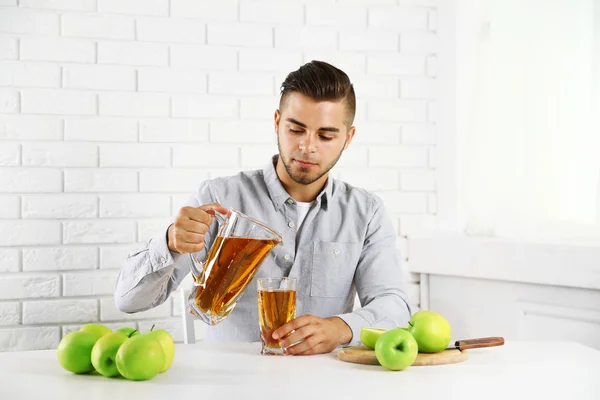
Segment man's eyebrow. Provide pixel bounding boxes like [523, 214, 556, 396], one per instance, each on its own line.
[286, 118, 340, 133]
[286, 118, 307, 128]
[319, 126, 340, 133]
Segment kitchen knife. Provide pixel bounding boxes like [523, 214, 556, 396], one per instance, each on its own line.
[447, 336, 505, 351]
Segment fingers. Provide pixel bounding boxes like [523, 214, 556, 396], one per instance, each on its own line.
[182, 206, 216, 225]
[175, 218, 209, 235]
[274, 315, 340, 355]
[274, 315, 328, 355]
[168, 203, 227, 254]
[198, 202, 229, 217]
[173, 230, 204, 246]
[279, 325, 315, 349]
[290, 337, 327, 356]
[273, 315, 314, 340]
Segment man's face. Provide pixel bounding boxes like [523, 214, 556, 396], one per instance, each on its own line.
[275, 92, 355, 186]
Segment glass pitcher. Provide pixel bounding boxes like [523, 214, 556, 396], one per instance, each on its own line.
[186, 208, 283, 326]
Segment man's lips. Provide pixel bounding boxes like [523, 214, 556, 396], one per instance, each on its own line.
[293, 159, 317, 168]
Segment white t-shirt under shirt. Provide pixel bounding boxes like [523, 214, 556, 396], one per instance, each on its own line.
[296, 201, 313, 229]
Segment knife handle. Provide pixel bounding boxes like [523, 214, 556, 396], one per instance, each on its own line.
[455, 337, 505, 350]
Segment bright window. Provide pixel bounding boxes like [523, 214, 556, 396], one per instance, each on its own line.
[454, 0, 600, 246]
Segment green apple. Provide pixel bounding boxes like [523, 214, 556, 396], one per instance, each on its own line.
[116, 335, 165, 381]
[91, 332, 129, 377]
[115, 327, 140, 338]
[57, 331, 98, 374]
[374, 328, 419, 371]
[406, 310, 452, 353]
[360, 327, 389, 349]
[80, 323, 112, 340]
[145, 329, 175, 373]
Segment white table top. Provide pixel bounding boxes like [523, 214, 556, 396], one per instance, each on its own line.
[1, 341, 599, 400]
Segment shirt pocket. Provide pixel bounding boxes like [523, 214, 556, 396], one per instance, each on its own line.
[310, 241, 361, 298]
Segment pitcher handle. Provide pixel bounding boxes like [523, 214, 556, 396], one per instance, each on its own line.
[207, 208, 229, 224]
[190, 208, 230, 282]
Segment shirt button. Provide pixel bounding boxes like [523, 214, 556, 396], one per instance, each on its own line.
[284, 254, 291, 260]
[287, 199, 294, 204]
[288, 221, 295, 228]
[333, 249, 340, 255]
[160, 257, 166, 263]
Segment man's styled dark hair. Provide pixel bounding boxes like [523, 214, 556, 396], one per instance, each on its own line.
[279, 60, 356, 128]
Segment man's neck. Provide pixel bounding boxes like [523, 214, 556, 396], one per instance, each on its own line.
[275, 157, 328, 203]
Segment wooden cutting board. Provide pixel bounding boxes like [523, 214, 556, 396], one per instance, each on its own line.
[337, 346, 468, 366]
[337, 337, 504, 367]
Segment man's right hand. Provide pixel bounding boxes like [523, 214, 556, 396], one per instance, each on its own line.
[167, 203, 229, 254]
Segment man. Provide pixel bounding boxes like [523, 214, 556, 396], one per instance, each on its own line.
[114, 60, 412, 355]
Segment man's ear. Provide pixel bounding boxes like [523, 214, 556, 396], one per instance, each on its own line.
[343, 126, 356, 150]
[274, 109, 281, 134]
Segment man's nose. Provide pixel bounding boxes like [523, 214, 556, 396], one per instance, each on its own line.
[299, 133, 317, 153]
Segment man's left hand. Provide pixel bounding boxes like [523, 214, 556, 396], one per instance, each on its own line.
[272, 315, 352, 355]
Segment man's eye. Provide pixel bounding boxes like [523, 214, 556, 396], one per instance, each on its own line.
[290, 129, 303, 133]
[320, 136, 333, 141]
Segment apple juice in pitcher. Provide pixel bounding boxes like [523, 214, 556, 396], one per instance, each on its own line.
[187, 208, 283, 326]
[193, 236, 279, 319]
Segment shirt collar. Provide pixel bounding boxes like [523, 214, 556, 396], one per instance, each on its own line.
[263, 155, 332, 212]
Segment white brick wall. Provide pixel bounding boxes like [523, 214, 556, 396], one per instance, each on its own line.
[98, 0, 169, 17]
[63, 220, 136, 244]
[0, 8, 60, 35]
[99, 143, 170, 167]
[207, 23, 272, 48]
[0, 274, 61, 300]
[0, 88, 19, 113]
[139, 119, 209, 143]
[0, 196, 19, 218]
[170, 0, 238, 21]
[21, 89, 97, 115]
[22, 299, 98, 324]
[0, 142, 19, 165]
[98, 41, 169, 67]
[64, 169, 138, 192]
[0, 37, 18, 60]
[241, 2, 304, 24]
[0, 62, 61, 88]
[307, 4, 366, 27]
[65, 117, 138, 142]
[0, 115, 63, 140]
[0, 0, 438, 351]
[99, 194, 171, 218]
[0, 302, 20, 325]
[138, 68, 207, 94]
[171, 95, 238, 119]
[22, 195, 98, 218]
[23, 247, 98, 271]
[136, 18, 206, 44]
[0, 221, 62, 246]
[63, 64, 136, 91]
[61, 14, 135, 40]
[275, 27, 337, 50]
[19, 0, 96, 12]
[63, 270, 120, 296]
[22, 142, 98, 167]
[20, 37, 95, 63]
[100, 245, 136, 269]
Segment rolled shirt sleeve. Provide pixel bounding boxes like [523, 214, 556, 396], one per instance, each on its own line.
[113, 182, 216, 313]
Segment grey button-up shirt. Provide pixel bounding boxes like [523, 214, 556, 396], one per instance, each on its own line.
[114, 156, 411, 346]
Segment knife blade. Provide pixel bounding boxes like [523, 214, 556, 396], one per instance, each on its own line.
[446, 336, 505, 351]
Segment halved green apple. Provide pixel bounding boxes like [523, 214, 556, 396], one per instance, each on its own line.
[360, 327, 389, 349]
